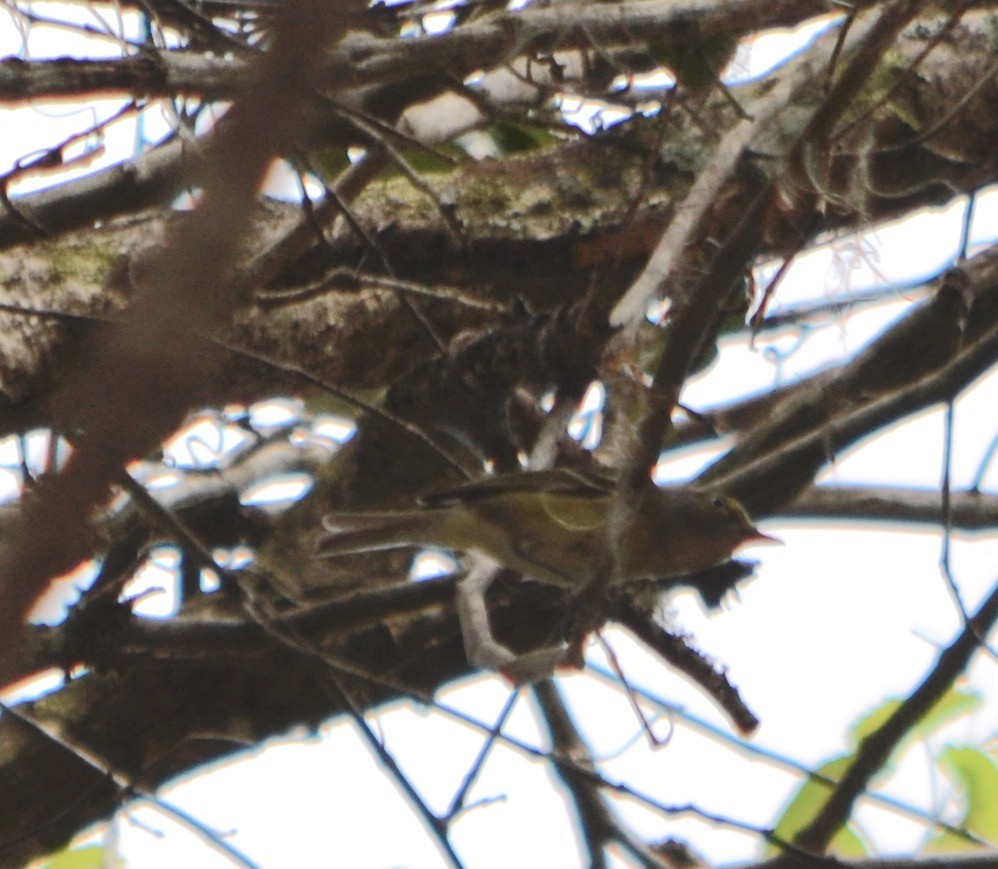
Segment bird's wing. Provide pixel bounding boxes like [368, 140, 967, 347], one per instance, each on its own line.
[316, 511, 425, 557]
[417, 467, 614, 507]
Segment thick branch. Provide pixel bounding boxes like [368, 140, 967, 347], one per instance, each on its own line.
[709, 321, 998, 515]
[700, 244, 998, 512]
[0, 576, 569, 866]
[0, 0, 356, 701]
[779, 486, 998, 531]
[3, 7, 993, 251]
[0, 1, 876, 104]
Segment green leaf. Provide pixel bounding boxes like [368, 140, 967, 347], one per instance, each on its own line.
[769, 756, 870, 857]
[390, 144, 464, 175]
[308, 146, 351, 181]
[486, 122, 560, 157]
[37, 845, 106, 869]
[924, 746, 998, 852]
[310, 143, 463, 183]
[850, 686, 982, 753]
[770, 688, 983, 859]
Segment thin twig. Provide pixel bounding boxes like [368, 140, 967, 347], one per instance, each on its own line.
[445, 688, 520, 819]
[596, 631, 671, 748]
[585, 662, 989, 848]
[0, 700, 263, 869]
[830, 2, 971, 144]
[211, 337, 474, 479]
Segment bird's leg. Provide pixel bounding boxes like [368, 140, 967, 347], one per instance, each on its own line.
[457, 553, 571, 684]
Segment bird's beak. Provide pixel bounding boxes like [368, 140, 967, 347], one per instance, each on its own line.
[742, 528, 782, 546]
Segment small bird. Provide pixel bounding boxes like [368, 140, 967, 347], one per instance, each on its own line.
[316, 469, 774, 588]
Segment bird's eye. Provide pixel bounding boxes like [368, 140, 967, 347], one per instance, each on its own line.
[711, 495, 726, 510]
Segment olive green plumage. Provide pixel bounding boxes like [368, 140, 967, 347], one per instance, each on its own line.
[316, 469, 769, 588]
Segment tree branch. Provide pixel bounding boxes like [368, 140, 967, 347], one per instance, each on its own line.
[781, 580, 998, 859]
[0, 0, 357, 692]
[779, 486, 998, 530]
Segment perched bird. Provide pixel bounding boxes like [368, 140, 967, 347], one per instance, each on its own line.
[316, 469, 774, 588]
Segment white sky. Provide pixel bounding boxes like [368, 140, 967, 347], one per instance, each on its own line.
[1, 5, 996, 868]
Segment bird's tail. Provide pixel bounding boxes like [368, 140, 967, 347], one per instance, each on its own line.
[315, 511, 430, 558]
